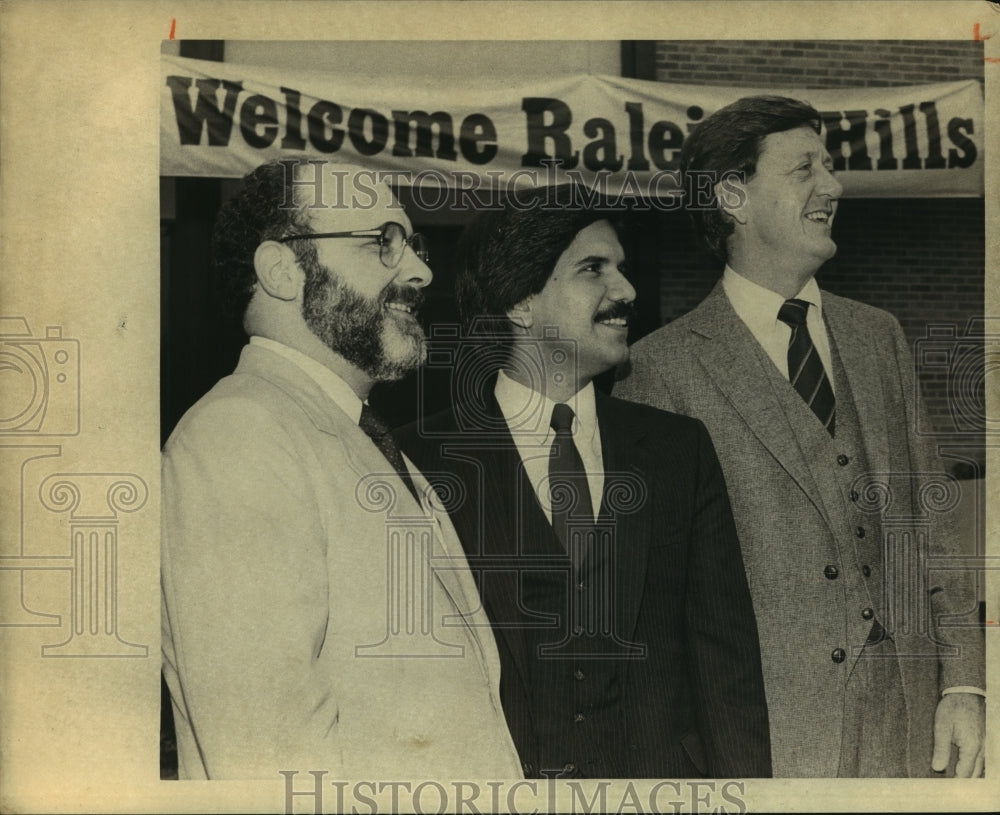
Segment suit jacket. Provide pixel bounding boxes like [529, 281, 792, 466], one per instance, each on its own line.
[397, 386, 772, 778]
[161, 344, 523, 779]
[615, 282, 985, 776]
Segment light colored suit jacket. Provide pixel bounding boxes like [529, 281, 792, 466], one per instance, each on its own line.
[161, 344, 523, 779]
[615, 282, 984, 776]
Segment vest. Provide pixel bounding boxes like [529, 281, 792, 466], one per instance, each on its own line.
[755, 331, 890, 672]
[516, 466, 632, 778]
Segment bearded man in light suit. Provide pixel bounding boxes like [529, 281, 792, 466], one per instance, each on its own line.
[160, 158, 522, 780]
[616, 95, 985, 777]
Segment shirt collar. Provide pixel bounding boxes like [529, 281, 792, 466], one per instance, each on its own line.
[249, 335, 364, 424]
[494, 369, 598, 440]
[722, 265, 824, 333]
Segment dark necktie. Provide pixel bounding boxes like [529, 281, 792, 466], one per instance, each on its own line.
[777, 298, 836, 436]
[548, 403, 594, 550]
[359, 403, 420, 503]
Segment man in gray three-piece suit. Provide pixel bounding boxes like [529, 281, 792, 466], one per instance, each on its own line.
[615, 96, 985, 778]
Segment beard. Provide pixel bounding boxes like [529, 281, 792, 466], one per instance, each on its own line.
[300, 255, 426, 382]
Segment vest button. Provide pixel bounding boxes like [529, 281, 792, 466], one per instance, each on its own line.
[576, 581, 586, 591]
[862, 565, 872, 577]
[855, 526, 866, 539]
[522, 761, 534, 776]
[573, 713, 585, 723]
[824, 565, 839, 580]
[563, 763, 577, 775]
[831, 648, 846, 663]
[850, 489, 860, 502]
[837, 454, 850, 466]
[574, 669, 585, 681]
[572, 626, 584, 636]
[862, 607, 874, 620]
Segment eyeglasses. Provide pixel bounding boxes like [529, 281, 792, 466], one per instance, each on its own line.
[277, 221, 429, 269]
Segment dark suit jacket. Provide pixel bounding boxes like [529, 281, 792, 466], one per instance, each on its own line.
[397, 385, 771, 778]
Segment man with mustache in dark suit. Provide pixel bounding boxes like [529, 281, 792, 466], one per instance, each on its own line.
[397, 192, 771, 779]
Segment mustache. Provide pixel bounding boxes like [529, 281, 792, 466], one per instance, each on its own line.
[593, 300, 636, 323]
[382, 283, 425, 314]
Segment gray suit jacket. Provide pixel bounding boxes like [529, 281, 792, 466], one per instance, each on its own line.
[161, 344, 522, 779]
[615, 282, 984, 776]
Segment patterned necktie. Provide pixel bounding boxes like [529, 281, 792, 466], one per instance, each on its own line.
[777, 298, 836, 436]
[548, 403, 594, 550]
[359, 403, 420, 503]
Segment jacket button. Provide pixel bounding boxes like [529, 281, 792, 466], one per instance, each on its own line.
[573, 713, 585, 723]
[522, 761, 534, 775]
[824, 565, 839, 580]
[563, 763, 577, 775]
[862, 565, 872, 577]
[855, 526, 866, 539]
[574, 669, 585, 681]
[850, 489, 860, 502]
[862, 607, 874, 620]
[831, 648, 846, 663]
[572, 626, 584, 636]
[837, 454, 850, 466]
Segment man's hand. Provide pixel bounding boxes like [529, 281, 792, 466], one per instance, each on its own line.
[931, 692, 985, 777]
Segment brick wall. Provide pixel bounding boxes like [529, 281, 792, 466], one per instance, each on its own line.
[655, 40, 984, 88]
[645, 41, 985, 449]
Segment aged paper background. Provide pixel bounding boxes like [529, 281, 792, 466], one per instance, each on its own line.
[1, 0, 996, 812]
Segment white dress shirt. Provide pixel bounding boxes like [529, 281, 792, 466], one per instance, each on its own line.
[722, 266, 835, 393]
[494, 370, 603, 523]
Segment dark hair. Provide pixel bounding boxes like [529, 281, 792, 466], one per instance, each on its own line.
[681, 95, 822, 262]
[211, 158, 318, 321]
[454, 186, 617, 350]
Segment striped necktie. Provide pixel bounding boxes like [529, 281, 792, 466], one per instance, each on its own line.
[777, 298, 836, 436]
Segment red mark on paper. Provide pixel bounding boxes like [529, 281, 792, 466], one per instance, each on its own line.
[169, 18, 176, 39]
[974, 22, 993, 40]
[985, 57, 1000, 63]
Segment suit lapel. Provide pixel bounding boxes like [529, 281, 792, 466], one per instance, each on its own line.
[464, 394, 551, 692]
[823, 298, 892, 476]
[687, 284, 832, 529]
[240, 343, 483, 662]
[239, 343, 380, 483]
[595, 394, 651, 644]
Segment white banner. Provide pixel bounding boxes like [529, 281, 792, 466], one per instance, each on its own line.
[161, 54, 984, 198]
